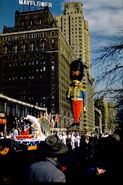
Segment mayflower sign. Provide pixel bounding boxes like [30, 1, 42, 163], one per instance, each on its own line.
[19, 0, 52, 8]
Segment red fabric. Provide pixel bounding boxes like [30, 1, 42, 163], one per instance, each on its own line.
[71, 100, 83, 124]
[36, 112, 40, 118]
[19, 128, 30, 135]
[55, 114, 59, 124]
[60, 165, 67, 172]
[16, 135, 32, 139]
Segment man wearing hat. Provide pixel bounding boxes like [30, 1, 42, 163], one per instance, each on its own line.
[24, 134, 69, 183]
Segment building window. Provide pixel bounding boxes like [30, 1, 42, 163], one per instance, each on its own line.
[51, 60, 55, 64]
[39, 19, 42, 24]
[42, 61, 45, 65]
[14, 45, 18, 53]
[51, 66, 55, 71]
[36, 60, 39, 65]
[51, 31, 55, 36]
[51, 108, 55, 113]
[36, 69, 39, 72]
[40, 32, 45, 37]
[42, 41, 45, 50]
[52, 103, 55, 107]
[22, 44, 26, 52]
[51, 38, 55, 49]
[4, 46, 8, 54]
[30, 43, 34, 51]
[30, 20, 33, 26]
[21, 21, 24, 26]
[51, 38, 55, 44]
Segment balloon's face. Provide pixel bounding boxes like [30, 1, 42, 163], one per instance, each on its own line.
[73, 80, 80, 87]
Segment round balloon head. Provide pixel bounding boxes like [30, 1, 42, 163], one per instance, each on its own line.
[72, 80, 80, 87]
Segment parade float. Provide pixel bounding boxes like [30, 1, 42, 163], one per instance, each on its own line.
[0, 115, 51, 156]
[0, 115, 52, 183]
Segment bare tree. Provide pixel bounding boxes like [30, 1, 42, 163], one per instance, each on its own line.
[91, 33, 123, 101]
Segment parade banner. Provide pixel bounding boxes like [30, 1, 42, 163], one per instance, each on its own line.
[0, 113, 6, 124]
[0, 118, 7, 124]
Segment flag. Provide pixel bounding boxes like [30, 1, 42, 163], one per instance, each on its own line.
[48, 113, 52, 123]
[55, 114, 59, 128]
[36, 111, 40, 118]
[44, 112, 48, 119]
[55, 114, 59, 124]
[50, 116, 55, 128]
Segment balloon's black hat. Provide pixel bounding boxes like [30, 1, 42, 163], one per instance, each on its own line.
[70, 59, 84, 81]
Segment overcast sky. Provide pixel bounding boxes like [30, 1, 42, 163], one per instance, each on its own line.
[82, 0, 123, 49]
[83, 0, 123, 34]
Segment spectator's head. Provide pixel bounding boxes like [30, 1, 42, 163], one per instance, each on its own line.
[38, 134, 69, 157]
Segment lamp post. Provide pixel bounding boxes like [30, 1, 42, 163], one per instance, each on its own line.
[4, 102, 7, 138]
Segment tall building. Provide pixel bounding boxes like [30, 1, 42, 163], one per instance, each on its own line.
[95, 107, 103, 134]
[95, 97, 116, 134]
[0, 7, 76, 127]
[103, 99, 116, 133]
[55, 1, 95, 131]
[107, 102, 116, 132]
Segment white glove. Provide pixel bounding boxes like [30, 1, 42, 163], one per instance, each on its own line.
[84, 106, 86, 112]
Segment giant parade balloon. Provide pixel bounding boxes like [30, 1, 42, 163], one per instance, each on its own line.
[67, 59, 86, 126]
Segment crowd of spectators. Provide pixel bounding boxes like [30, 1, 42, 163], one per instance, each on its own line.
[0, 126, 123, 184]
[55, 129, 123, 180]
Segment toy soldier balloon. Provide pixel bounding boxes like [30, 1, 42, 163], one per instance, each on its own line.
[66, 59, 86, 126]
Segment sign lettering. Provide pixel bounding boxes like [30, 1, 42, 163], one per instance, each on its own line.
[19, 0, 52, 8]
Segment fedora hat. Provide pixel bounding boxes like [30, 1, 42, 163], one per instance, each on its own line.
[38, 134, 69, 156]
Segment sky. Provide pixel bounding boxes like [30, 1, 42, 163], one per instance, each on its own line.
[0, 0, 123, 52]
[0, 0, 123, 86]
